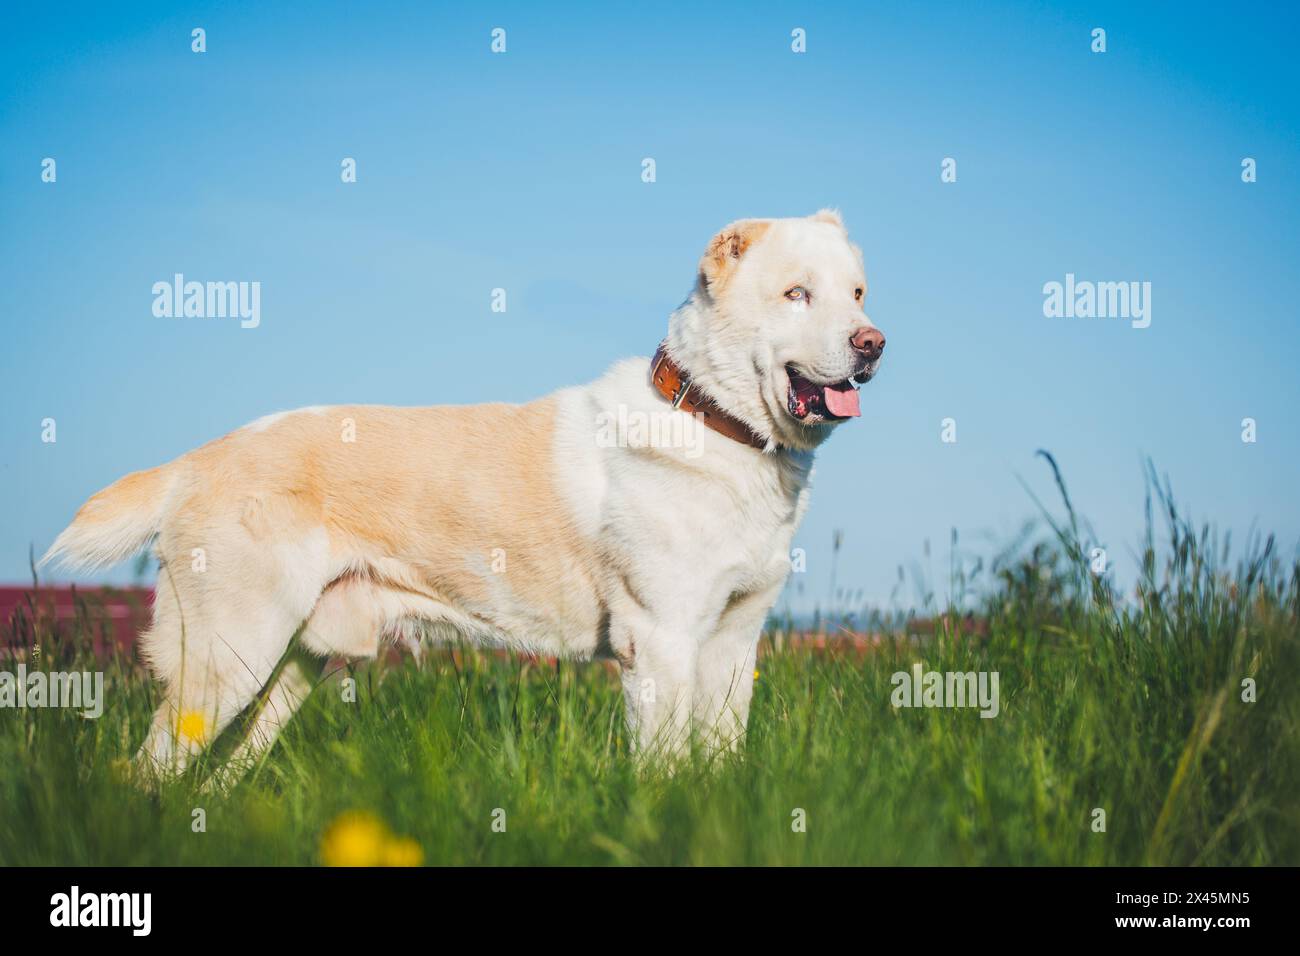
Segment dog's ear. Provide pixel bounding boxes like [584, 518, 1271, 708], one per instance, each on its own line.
[810, 208, 846, 230]
[699, 219, 771, 289]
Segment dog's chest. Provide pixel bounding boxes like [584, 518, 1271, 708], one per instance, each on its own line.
[600, 445, 811, 615]
[683, 463, 802, 574]
[554, 374, 815, 635]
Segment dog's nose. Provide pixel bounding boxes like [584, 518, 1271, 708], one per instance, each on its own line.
[850, 326, 885, 360]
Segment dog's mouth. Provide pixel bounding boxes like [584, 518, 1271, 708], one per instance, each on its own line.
[785, 366, 861, 422]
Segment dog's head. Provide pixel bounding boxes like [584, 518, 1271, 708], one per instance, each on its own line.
[671, 210, 885, 452]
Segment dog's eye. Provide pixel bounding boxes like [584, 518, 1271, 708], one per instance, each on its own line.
[854, 287, 864, 300]
[785, 286, 809, 301]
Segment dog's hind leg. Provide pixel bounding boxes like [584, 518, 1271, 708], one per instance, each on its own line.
[201, 645, 325, 791]
[133, 524, 332, 781]
[134, 602, 308, 780]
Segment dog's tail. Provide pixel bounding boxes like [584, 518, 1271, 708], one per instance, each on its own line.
[39, 463, 179, 572]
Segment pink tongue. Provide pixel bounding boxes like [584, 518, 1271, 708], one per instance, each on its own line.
[823, 384, 860, 418]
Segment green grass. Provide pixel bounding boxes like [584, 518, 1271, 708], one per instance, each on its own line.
[3, 467, 1298, 866]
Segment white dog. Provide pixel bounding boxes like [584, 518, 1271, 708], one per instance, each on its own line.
[42, 209, 886, 774]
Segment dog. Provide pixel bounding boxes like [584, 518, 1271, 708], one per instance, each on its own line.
[41, 209, 886, 774]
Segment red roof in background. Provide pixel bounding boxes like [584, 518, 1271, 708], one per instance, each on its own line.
[2, 585, 964, 664]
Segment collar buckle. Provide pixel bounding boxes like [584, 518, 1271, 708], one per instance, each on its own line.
[651, 345, 690, 410]
[670, 377, 689, 409]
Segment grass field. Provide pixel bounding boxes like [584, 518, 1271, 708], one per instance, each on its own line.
[3, 465, 1298, 866]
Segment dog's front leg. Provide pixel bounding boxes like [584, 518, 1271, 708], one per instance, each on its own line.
[693, 583, 783, 754]
[613, 609, 696, 762]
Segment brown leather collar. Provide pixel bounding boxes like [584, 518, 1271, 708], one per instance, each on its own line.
[649, 344, 769, 450]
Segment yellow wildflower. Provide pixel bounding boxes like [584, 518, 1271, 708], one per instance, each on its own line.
[321, 811, 389, 867]
[321, 811, 424, 867]
[177, 710, 208, 744]
[382, 837, 425, 867]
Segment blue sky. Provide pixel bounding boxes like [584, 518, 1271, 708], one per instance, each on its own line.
[3, 1, 1298, 614]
